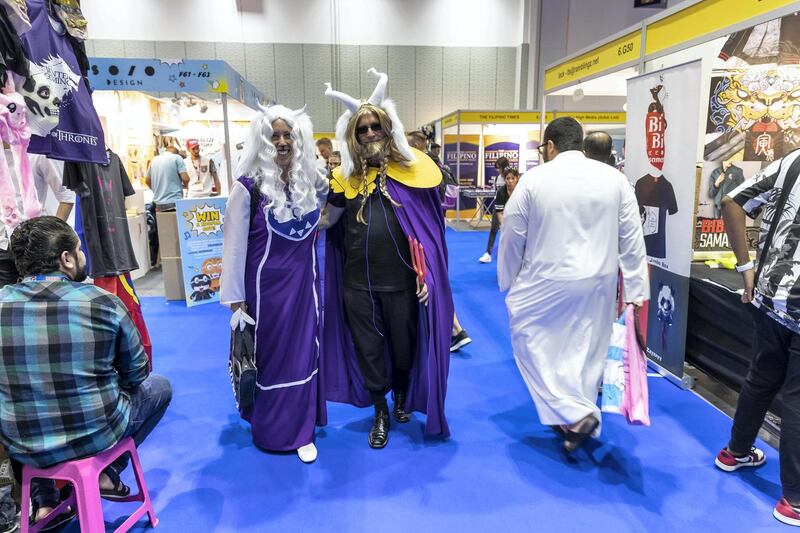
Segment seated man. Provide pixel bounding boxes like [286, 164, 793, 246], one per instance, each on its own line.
[0, 217, 172, 529]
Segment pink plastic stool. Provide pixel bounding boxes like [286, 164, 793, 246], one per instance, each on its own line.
[20, 437, 159, 533]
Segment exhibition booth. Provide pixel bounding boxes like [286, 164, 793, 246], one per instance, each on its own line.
[87, 58, 263, 304]
[431, 109, 625, 223]
[543, 0, 800, 416]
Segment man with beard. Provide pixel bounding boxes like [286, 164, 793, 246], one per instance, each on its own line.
[498, 117, 648, 453]
[321, 69, 454, 448]
[0, 217, 172, 530]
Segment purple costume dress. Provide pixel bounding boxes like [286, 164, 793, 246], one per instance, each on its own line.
[239, 177, 327, 451]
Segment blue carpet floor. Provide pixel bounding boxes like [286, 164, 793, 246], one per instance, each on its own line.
[73, 230, 784, 532]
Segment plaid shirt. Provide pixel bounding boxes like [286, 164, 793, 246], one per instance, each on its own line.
[0, 275, 149, 467]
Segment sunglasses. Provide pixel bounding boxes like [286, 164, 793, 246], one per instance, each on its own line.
[356, 122, 383, 135]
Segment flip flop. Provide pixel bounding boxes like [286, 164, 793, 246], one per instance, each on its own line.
[563, 415, 599, 453]
[100, 479, 130, 502]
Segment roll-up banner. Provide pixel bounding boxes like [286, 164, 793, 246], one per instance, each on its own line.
[444, 134, 480, 208]
[176, 197, 226, 307]
[483, 136, 519, 186]
[625, 60, 703, 379]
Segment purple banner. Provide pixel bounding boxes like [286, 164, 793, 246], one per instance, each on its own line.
[484, 139, 519, 186]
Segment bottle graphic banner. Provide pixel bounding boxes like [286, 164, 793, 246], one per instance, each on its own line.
[625, 60, 702, 379]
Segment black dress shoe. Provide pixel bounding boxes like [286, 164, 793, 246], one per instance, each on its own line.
[368, 412, 390, 449]
[392, 390, 410, 423]
[563, 415, 599, 453]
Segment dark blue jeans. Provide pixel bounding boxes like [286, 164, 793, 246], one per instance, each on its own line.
[16, 374, 172, 511]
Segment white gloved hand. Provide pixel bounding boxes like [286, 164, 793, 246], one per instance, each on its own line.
[230, 308, 256, 331]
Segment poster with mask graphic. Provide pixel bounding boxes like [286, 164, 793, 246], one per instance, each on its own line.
[697, 64, 800, 251]
[625, 60, 702, 379]
[483, 136, 519, 186]
[176, 197, 226, 307]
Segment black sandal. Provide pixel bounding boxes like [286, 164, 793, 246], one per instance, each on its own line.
[563, 415, 599, 453]
[100, 479, 131, 501]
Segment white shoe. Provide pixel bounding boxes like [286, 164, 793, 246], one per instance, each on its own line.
[297, 443, 317, 463]
[478, 252, 492, 263]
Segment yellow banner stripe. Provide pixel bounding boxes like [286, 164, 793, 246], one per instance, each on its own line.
[645, 0, 797, 56]
[544, 31, 641, 91]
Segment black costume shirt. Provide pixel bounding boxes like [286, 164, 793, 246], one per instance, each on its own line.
[634, 174, 678, 259]
[328, 186, 417, 292]
[64, 150, 139, 278]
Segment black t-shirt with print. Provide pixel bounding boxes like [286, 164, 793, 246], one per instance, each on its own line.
[634, 174, 678, 259]
[64, 150, 138, 278]
[328, 187, 416, 292]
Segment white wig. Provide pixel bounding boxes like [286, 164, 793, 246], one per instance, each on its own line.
[237, 104, 328, 223]
[325, 68, 416, 179]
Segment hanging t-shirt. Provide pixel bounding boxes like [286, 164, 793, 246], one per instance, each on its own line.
[63, 150, 139, 278]
[634, 174, 678, 259]
[21, 0, 107, 164]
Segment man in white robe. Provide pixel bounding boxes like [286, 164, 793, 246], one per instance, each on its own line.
[498, 117, 649, 452]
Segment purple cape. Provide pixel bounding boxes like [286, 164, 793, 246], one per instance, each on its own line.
[322, 179, 454, 437]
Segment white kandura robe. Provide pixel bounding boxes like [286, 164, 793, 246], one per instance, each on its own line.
[498, 151, 649, 434]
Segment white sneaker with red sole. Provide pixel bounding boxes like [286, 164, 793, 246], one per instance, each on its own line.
[774, 498, 800, 527]
[714, 447, 766, 472]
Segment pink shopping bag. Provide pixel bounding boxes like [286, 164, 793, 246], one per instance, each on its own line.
[621, 304, 650, 426]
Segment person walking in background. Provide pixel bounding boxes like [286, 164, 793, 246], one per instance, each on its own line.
[718, 149, 800, 527]
[185, 139, 221, 198]
[146, 137, 190, 265]
[493, 156, 510, 187]
[316, 137, 333, 172]
[583, 131, 614, 165]
[498, 117, 648, 453]
[479, 168, 519, 264]
[327, 150, 342, 177]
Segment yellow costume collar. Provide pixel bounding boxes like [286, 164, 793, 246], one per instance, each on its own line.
[330, 148, 441, 199]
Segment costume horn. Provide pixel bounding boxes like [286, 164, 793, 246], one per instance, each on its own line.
[324, 82, 360, 113]
[367, 68, 388, 105]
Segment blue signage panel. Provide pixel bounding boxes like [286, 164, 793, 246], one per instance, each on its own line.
[89, 57, 264, 109]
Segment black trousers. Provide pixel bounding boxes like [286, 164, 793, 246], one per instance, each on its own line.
[343, 287, 419, 395]
[729, 309, 800, 502]
[485, 211, 501, 254]
[0, 249, 19, 288]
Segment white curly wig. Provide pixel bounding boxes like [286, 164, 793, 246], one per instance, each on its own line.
[236, 104, 327, 222]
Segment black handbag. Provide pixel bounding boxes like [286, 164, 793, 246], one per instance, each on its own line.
[229, 322, 257, 410]
[227, 181, 266, 410]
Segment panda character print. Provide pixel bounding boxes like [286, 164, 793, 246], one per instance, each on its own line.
[190, 273, 215, 302]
